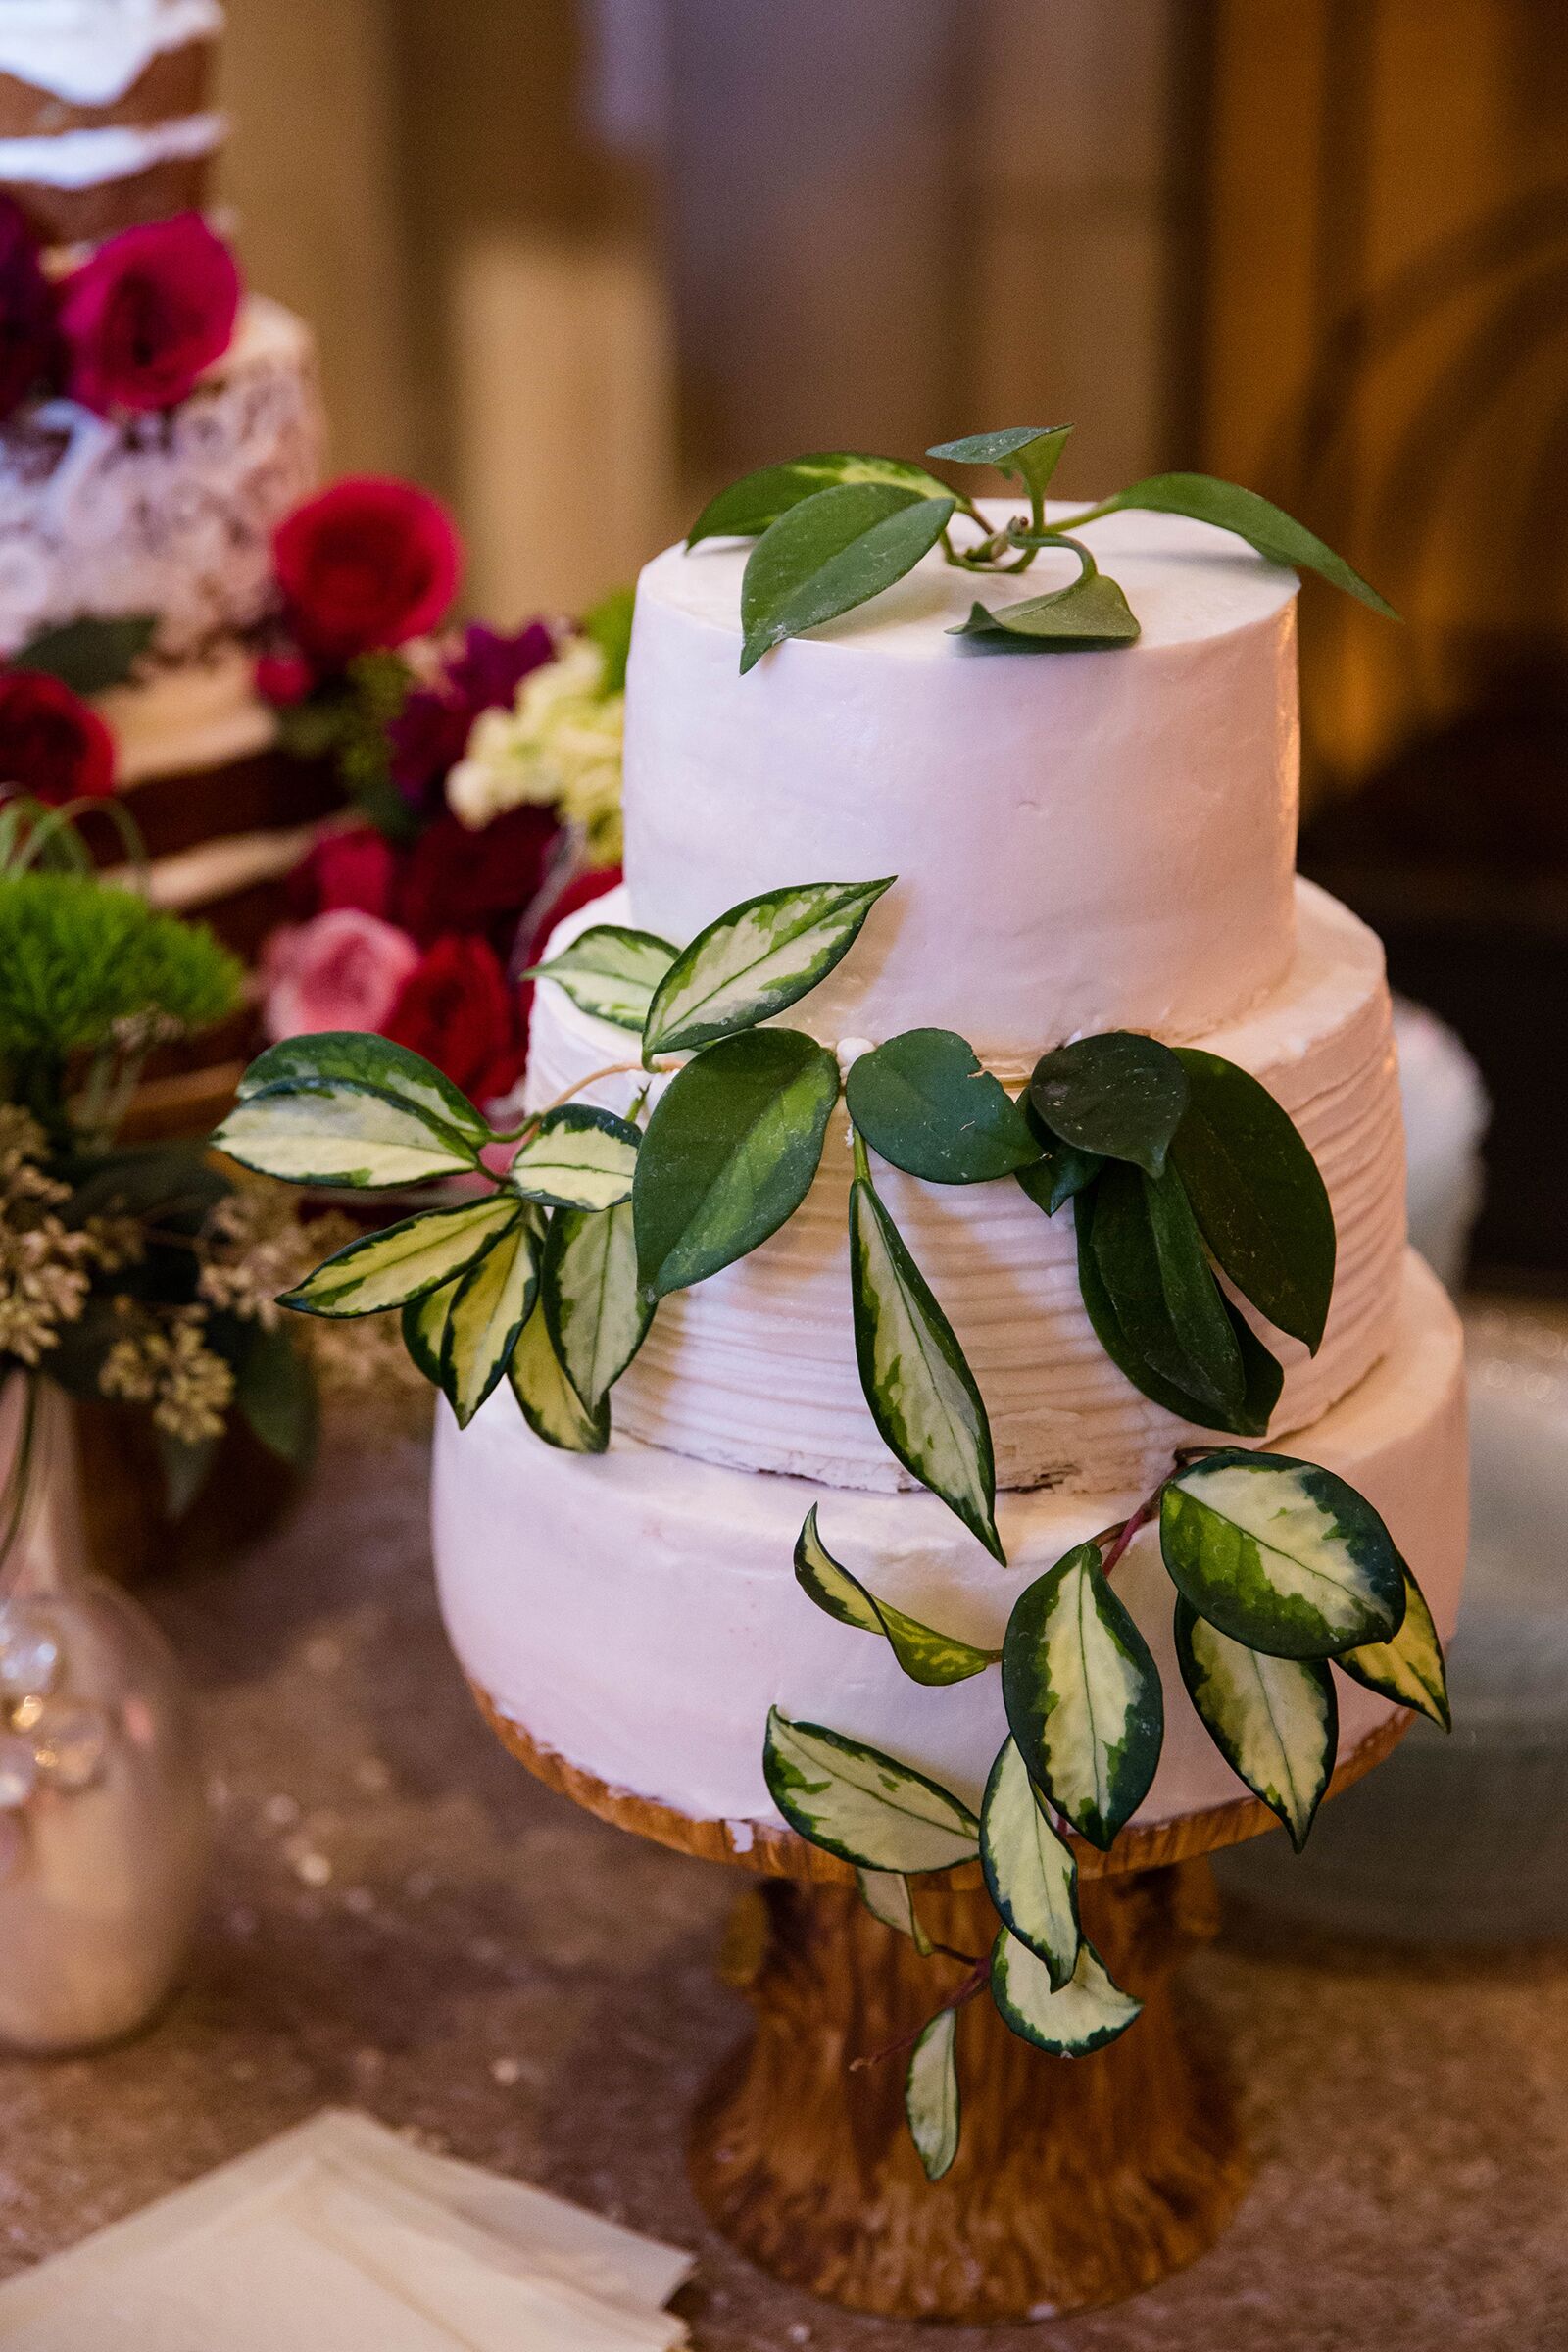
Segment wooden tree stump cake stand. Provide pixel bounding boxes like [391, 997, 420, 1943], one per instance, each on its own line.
[471, 1681, 1409, 2324]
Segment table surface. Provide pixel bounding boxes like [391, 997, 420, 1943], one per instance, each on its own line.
[2, 1408, 1566, 2352]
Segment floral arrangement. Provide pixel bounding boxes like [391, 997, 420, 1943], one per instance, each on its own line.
[255, 474, 630, 1113]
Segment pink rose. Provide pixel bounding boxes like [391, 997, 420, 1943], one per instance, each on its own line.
[261, 907, 419, 1041]
[59, 213, 241, 416]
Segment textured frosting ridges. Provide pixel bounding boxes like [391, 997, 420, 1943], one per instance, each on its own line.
[434, 1252, 1466, 1830]
[622, 505, 1300, 1060]
[0, 3, 221, 110]
[525, 877, 1406, 1495]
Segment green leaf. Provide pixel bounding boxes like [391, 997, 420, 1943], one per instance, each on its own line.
[762, 1708, 980, 1874]
[582, 583, 636, 694]
[979, 1739, 1080, 1989]
[641, 876, 893, 1058]
[280, 1196, 518, 1319]
[519, 925, 677, 1034]
[905, 2008, 960, 2182]
[687, 451, 955, 546]
[440, 1216, 541, 1428]
[1160, 1448, 1405, 1660]
[1087, 1160, 1245, 1423]
[927, 424, 1073, 510]
[1169, 1049, 1336, 1353]
[1337, 1562, 1450, 1731]
[401, 1274, 462, 1386]
[542, 1200, 653, 1412]
[236, 1030, 490, 1145]
[950, 570, 1140, 652]
[1081, 473, 1398, 618]
[14, 612, 157, 696]
[1075, 1187, 1283, 1435]
[507, 1299, 610, 1452]
[233, 1322, 318, 1469]
[856, 1867, 932, 1955]
[844, 1028, 1040, 1184]
[1001, 1542, 1163, 1850]
[216, 1080, 484, 1191]
[849, 1164, 1002, 1560]
[990, 1928, 1141, 2056]
[156, 1430, 220, 1522]
[507, 1104, 640, 1211]
[1029, 1031, 1188, 1179]
[634, 1027, 840, 1298]
[739, 483, 955, 672]
[1174, 1597, 1336, 1849]
[1013, 1104, 1103, 1216]
[793, 1504, 1000, 1686]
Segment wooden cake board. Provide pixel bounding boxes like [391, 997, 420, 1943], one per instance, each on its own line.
[472, 1681, 1407, 2324]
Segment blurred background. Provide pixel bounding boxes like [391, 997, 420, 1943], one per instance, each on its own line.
[219, 0, 1568, 1283]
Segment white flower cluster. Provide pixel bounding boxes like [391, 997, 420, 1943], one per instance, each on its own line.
[446, 637, 624, 861]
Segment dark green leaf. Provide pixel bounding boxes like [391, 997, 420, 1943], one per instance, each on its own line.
[762, 1708, 979, 1874]
[687, 451, 954, 546]
[927, 424, 1073, 510]
[950, 569, 1140, 652]
[233, 1323, 318, 1469]
[979, 1738, 1080, 1988]
[905, 2008, 960, 2181]
[1082, 473, 1398, 618]
[634, 1028, 839, 1298]
[990, 1929, 1141, 2056]
[1170, 1049, 1336, 1353]
[793, 1504, 1000, 1685]
[1160, 1447, 1406, 1659]
[1087, 1160, 1245, 1422]
[1029, 1031, 1188, 1178]
[1075, 1189, 1282, 1435]
[739, 484, 955, 672]
[642, 876, 893, 1058]
[14, 612, 157, 695]
[542, 1200, 653, 1412]
[845, 1027, 1040, 1184]
[1337, 1562, 1450, 1731]
[507, 1299, 610, 1452]
[1174, 1597, 1336, 1848]
[1002, 1542, 1163, 1849]
[849, 1165, 1002, 1560]
[1013, 1103, 1102, 1216]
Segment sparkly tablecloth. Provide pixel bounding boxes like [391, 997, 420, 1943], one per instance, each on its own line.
[1, 1410, 1565, 2352]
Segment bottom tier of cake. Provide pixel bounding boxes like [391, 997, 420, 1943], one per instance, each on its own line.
[433, 1251, 1465, 1839]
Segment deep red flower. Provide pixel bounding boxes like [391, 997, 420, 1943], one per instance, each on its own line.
[393, 804, 560, 950]
[383, 932, 526, 1105]
[287, 824, 397, 921]
[0, 668, 115, 802]
[274, 477, 462, 670]
[255, 651, 314, 708]
[59, 213, 240, 416]
[0, 196, 57, 422]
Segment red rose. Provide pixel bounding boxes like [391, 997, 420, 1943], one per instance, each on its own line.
[274, 477, 462, 671]
[383, 933, 526, 1105]
[59, 213, 240, 416]
[0, 196, 57, 423]
[287, 824, 397, 921]
[394, 804, 560, 949]
[0, 668, 115, 803]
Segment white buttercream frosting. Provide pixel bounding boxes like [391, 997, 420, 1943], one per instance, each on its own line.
[0, 3, 220, 110]
[526, 876, 1406, 1495]
[433, 1252, 1466, 1831]
[0, 110, 221, 188]
[623, 503, 1300, 1057]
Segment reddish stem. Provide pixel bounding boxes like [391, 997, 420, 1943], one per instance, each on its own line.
[849, 1951, 991, 2073]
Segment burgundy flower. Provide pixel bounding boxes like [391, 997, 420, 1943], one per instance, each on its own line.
[0, 668, 115, 803]
[286, 824, 397, 922]
[383, 932, 526, 1105]
[446, 619, 556, 712]
[394, 804, 559, 950]
[274, 477, 462, 671]
[385, 686, 472, 810]
[59, 213, 240, 416]
[386, 621, 558, 810]
[0, 196, 57, 422]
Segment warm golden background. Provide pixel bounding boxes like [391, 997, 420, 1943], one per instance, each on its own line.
[220, 0, 1568, 1277]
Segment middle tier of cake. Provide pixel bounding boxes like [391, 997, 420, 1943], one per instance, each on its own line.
[525, 875, 1405, 1497]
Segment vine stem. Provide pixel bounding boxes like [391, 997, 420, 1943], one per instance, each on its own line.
[848, 1948, 991, 2073]
[488, 1057, 662, 1144]
[1089, 1443, 1226, 1577]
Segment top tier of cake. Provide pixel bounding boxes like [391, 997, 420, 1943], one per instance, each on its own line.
[0, 0, 223, 242]
[623, 504, 1300, 1066]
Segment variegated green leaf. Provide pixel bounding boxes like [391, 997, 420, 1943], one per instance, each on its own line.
[905, 2007, 960, 2182]
[507, 1105, 641, 1210]
[519, 925, 677, 1033]
[794, 1505, 1000, 1686]
[641, 877, 894, 1058]
[762, 1708, 979, 1874]
[1173, 1598, 1335, 1849]
[401, 1275, 461, 1386]
[1337, 1562, 1450, 1731]
[440, 1216, 541, 1428]
[235, 1030, 490, 1144]
[849, 1164, 1002, 1561]
[1160, 1448, 1405, 1660]
[1001, 1542, 1162, 1849]
[542, 1200, 653, 1411]
[216, 1080, 482, 1189]
[990, 1927, 1141, 2056]
[507, 1299, 609, 1453]
[979, 1738, 1080, 1988]
[857, 1867, 932, 1955]
[279, 1195, 517, 1319]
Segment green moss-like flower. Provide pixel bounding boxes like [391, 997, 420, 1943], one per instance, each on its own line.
[0, 872, 244, 1062]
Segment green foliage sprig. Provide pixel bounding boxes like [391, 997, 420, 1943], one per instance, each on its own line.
[687, 427, 1397, 670]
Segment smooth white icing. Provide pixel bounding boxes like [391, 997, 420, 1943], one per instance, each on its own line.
[102, 644, 273, 784]
[433, 1251, 1466, 1832]
[0, 111, 222, 188]
[622, 503, 1300, 1057]
[0, 3, 220, 110]
[525, 876, 1406, 1494]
